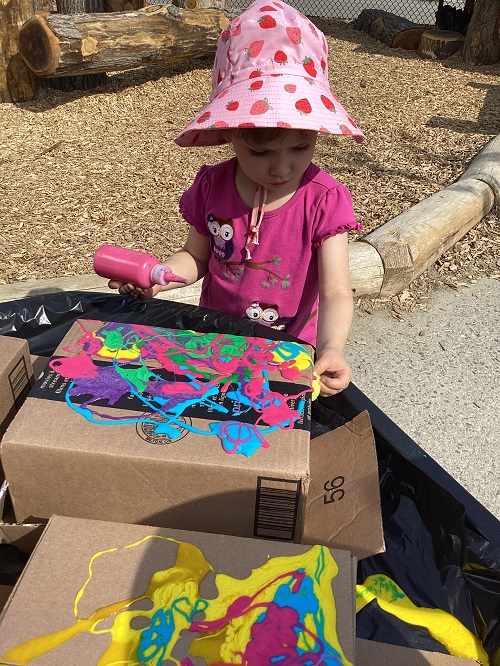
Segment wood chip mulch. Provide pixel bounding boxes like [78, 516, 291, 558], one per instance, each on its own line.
[1, 17, 498, 315]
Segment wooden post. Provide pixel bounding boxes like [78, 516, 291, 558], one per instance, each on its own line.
[0, 0, 44, 103]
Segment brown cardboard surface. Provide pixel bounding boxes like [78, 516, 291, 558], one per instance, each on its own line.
[304, 411, 384, 559]
[0, 515, 357, 665]
[1, 319, 383, 557]
[29, 356, 50, 381]
[0, 336, 33, 442]
[356, 638, 482, 665]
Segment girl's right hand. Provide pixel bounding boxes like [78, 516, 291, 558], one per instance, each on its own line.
[108, 280, 159, 300]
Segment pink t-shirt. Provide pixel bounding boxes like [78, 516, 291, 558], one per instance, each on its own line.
[179, 157, 361, 346]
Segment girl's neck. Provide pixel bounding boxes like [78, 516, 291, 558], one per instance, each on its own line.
[234, 162, 304, 211]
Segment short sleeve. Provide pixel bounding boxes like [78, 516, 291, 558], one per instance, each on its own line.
[311, 184, 362, 251]
[179, 165, 211, 236]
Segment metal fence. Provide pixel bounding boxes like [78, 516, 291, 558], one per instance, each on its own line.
[228, 0, 468, 24]
[148, 0, 470, 30]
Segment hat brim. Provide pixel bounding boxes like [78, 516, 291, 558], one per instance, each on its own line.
[174, 74, 365, 147]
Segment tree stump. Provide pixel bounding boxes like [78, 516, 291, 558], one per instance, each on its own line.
[463, 0, 500, 65]
[353, 9, 429, 48]
[417, 29, 464, 60]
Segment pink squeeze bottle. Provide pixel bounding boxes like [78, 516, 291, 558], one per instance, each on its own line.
[94, 245, 187, 289]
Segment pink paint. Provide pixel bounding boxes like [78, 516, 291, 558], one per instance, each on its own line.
[49, 355, 99, 379]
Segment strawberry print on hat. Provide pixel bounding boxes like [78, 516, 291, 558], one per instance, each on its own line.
[175, 0, 365, 147]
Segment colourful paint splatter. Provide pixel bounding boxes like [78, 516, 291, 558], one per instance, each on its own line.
[356, 574, 489, 664]
[46, 321, 318, 457]
[2, 540, 352, 666]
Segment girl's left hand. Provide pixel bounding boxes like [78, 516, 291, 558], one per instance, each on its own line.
[313, 348, 352, 397]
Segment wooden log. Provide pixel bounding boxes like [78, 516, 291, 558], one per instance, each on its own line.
[4, 52, 43, 103]
[417, 29, 464, 60]
[364, 179, 495, 296]
[352, 9, 427, 47]
[463, 0, 500, 64]
[172, 0, 227, 9]
[0, 0, 45, 102]
[348, 243, 384, 297]
[459, 135, 500, 205]
[50, 0, 108, 93]
[18, 4, 229, 78]
[105, 0, 147, 11]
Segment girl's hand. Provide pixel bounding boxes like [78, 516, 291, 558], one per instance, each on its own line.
[314, 347, 352, 397]
[108, 280, 161, 301]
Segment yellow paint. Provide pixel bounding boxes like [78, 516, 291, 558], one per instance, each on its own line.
[3, 536, 209, 665]
[95, 343, 142, 361]
[3, 540, 350, 666]
[356, 574, 489, 664]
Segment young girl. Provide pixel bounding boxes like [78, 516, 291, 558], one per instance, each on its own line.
[108, 0, 365, 397]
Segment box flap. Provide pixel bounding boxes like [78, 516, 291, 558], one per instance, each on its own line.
[356, 638, 483, 665]
[303, 411, 385, 559]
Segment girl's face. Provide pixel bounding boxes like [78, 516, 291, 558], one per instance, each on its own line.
[229, 129, 318, 195]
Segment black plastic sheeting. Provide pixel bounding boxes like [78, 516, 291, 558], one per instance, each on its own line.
[1, 291, 499, 664]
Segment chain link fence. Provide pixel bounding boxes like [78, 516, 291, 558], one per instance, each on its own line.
[148, 0, 470, 33]
[228, 0, 468, 24]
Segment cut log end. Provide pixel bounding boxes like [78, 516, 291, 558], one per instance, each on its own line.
[391, 28, 428, 51]
[19, 16, 61, 76]
[417, 29, 464, 60]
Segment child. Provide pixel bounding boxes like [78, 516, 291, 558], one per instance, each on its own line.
[108, 0, 365, 396]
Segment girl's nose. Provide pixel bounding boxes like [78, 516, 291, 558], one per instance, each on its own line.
[270, 157, 291, 178]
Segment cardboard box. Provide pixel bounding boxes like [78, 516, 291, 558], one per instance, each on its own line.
[356, 638, 483, 665]
[2, 319, 384, 558]
[0, 515, 357, 665]
[0, 336, 33, 442]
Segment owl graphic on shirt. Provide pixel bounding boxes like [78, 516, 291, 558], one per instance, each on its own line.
[207, 214, 234, 262]
[245, 302, 287, 330]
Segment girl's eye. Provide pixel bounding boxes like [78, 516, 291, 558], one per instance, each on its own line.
[293, 144, 310, 152]
[249, 149, 268, 157]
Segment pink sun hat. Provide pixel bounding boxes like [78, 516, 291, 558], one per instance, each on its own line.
[174, 0, 365, 147]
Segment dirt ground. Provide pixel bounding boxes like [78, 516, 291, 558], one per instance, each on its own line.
[1, 17, 498, 312]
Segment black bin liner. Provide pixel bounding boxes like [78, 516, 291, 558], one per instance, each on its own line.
[1, 291, 499, 664]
